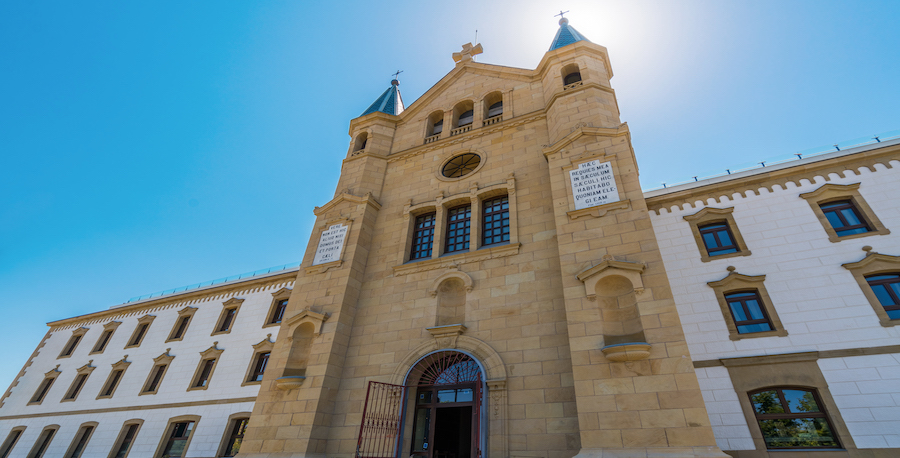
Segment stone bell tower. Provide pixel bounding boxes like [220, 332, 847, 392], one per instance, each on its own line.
[540, 17, 727, 458]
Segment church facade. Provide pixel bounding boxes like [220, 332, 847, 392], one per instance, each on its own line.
[0, 18, 898, 458]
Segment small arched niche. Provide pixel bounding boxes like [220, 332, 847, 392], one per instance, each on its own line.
[452, 100, 475, 128]
[426, 111, 444, 137]
[353, 132, 368, 152]
[283, 322, 314, 378]
[561, 63, 582, 86]
[436, 278, 467, 326]
[483, 91, 503, 121]
[577, 257, 650, 361]
[594, 275, 645, 345]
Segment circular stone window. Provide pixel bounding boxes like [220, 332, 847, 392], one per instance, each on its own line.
[441, 153, 482, 178]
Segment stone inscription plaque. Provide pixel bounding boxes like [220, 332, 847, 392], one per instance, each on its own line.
[313, 224, 348, 265]
[570, 160, 619, 210]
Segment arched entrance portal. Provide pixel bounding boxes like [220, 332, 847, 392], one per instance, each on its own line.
[407, 351, 482, 458]
[355, 351, 485, 458]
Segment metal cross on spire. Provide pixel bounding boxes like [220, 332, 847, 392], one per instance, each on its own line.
[392, 70, 403, 81]
[555, 10, 569, 19]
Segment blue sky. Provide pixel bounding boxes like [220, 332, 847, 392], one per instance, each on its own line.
[2, 0, 899, 389]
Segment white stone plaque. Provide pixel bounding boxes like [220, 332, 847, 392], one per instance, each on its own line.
[569, 160, 619, 210]
[312, 224, 348, 265]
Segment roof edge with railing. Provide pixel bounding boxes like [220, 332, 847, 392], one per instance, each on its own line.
[643, 129, 900, 196]
[115, 261, 302, 309]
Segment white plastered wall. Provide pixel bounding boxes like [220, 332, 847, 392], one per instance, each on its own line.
[650, 159, 900, 450]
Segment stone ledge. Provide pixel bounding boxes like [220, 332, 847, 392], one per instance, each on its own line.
[392, 243, 520, 276]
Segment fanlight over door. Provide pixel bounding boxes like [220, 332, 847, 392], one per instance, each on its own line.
[356, 352, 483, 458]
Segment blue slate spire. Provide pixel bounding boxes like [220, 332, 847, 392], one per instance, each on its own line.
[548, 17, 591, 51]
[361, 79, 405, 116]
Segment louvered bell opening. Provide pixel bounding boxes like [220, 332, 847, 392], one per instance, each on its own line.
[564, 72, 582, 85]
[458, 110, 474, 127]
[487, 101, 503, 118]
[432, 119, 443, 135]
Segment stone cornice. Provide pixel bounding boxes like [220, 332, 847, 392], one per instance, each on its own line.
[386, 112, 547, 163]
[542, 124, 631, 157]
[314, 192, 382, 216]
[46, 270, 299, 330]
[646, 140, 900, 214]
[393, 243, 520, 276]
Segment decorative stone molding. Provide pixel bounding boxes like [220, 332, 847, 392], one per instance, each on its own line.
[166, 307, 197, 342]
[576, 256, 646, 300]
[391, 335, 507, 386]
[428, 271, 474, 297]
[304, 260, 343, 275]
[275, 376, 306, 391]
[314, 192, 381, 216]
[707, 267, 789, 340]
[567, 200, 630, 220]
[600, 343, 651, 362]
[140, 349, 175, 396]
[842, 247, 900, 327]
[426, 324, 467, 349]
[394, 243, 520, 276]
[188, 343, 223, 392]
[284, 309, 329, 335]
[242, 334, 275, 387]
[683, 206, 752, 262]
[800, 182, 891, 242]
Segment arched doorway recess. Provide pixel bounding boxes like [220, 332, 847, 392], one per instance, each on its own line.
[355, 350, 489, 458]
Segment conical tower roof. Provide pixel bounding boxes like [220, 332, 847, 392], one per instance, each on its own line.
[548, 17, 591, 51]
[360, 79, 404, 116]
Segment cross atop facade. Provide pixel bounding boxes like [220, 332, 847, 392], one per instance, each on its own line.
[392, 70, 403, 81]
[452, 42, 484, 65]
[555, 10, 569, 19]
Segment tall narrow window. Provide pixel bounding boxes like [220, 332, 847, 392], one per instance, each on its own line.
[220, 418, 249, 457]
[445, 205, 471, 253]
[27, 426, 57, 458]
[158, 421, 195, 458]
[0, 427, 25, 458]
[63, 373, 89, 401]
[248, 352, 270, 383]
[97, 357, 130, 399]
[189, 344, 223, 391]
[59, 332, 84, 358]
[411, 213, 436, 260]
[218, 309, 236, 332]
[820, 200, 871, 236]
[750, 388, 839, 449]
[90, 321, 121, 355]
[269, 299, 287, 325]
[92, 331, 113, 353]
[243, 335, 275, 386]
[109, 421, 141, 458]
[483, 195, 510, 246]
[141, 351, 174, 395]
[195, 360, 215, 388]
[29, 376, 57, 405]
[64, 423, 95, 458]
[866, 273, 900, 320]
[699, 222, 739, 256]
[213, 298, 243, 335]
[99, 370, 123, 398]
[724, 291, 773, 334]
[125, 315, 155, 349]
[167, 307, 196, 342]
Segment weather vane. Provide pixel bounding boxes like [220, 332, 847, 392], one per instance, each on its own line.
[555, 10, 569, 19]
[392, 70, 403, 81]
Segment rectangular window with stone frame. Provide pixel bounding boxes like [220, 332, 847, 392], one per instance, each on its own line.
[708, 268, 788, 340]
[800, 182, 890, 243]
[109, 420, 142, 458]
[0, 426, 25, 458]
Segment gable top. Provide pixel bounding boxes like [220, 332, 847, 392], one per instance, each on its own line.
[361, 79, 405, 116]
[549, 17, 591, 51]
